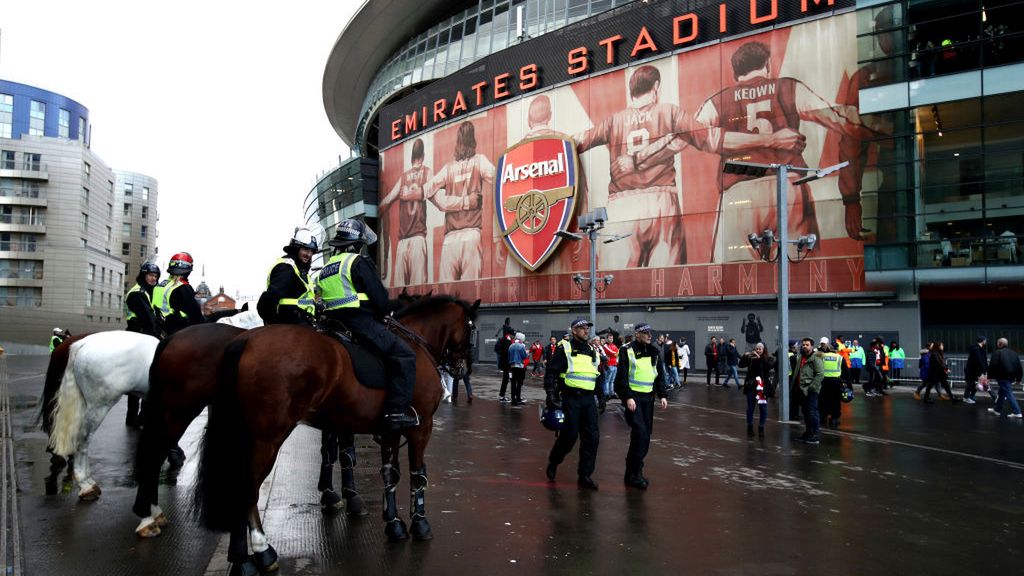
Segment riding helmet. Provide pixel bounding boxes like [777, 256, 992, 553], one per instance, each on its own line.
[139, 262, 161, 276]
[285, 227, 319, 252]
[328, 219, 378, 248]
[167, 252, 194, 275]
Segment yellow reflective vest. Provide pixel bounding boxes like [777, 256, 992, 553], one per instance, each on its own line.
[318, 253, 369, 311]
[626, 345, 657, 393]
[560, 340, 599, 391]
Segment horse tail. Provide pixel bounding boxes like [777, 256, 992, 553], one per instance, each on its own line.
[194, 337, 252, 532]
[38, 341, 72, 434]
[49, 343, 86, 457]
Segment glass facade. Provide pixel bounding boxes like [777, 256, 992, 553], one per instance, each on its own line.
[859, 0, 1024, 273]
[303, 156, 379, 257]
[0, 94, 12, 139]
[356, 0, 629, 150]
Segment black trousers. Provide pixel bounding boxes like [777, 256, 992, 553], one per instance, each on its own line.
[818, 378, 842, 422]
[509, 367, 526, 403]
[705, 362, 720, 385]
[624, 393, 655, 477]
[499, 364, 510, 397]
[330, 311, 415, 414]
[548, 391, 599, 478]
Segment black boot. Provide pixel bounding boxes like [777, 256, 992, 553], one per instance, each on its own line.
[386, 412, 419, 430]
[746, 424, 755, 438]
[758, 425, 765, 438]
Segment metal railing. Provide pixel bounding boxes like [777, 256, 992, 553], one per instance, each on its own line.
[0, 215, 44, 226]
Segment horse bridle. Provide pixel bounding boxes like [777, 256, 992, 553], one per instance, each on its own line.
[385, 315, 474, 377]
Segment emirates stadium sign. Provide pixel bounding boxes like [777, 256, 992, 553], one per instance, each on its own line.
[495, 136, 580, 271]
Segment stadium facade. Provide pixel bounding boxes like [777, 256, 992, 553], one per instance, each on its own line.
[320, 0, 1024, 352]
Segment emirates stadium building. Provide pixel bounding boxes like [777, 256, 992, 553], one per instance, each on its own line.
[321, 0, 1024, 354]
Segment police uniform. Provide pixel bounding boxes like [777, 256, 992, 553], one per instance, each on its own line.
[319, 228, 418, 430]
[544, 318, 602, 488]
[258, 256, 315, 326]
[818, 345, 848, 428]
[614, 328, 667, 488]
[49, 334, 64, 353]
[125, 279, 160, 336]
[152, 276, 204, 335]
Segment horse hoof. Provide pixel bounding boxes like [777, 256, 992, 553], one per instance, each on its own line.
[320, 490, 343, 510]
[135, 519, 162, 539]
[253, 545, 279, 573]
[344, 494, 368, 517]
[78, 484, 102, 501]
[229, 558, 261, 576]
[411, 518, 433, 541]
[384, 518, 409, 542]
[154, 512, 169, 527]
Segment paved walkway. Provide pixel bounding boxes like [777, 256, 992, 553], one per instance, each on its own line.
[4, 356, 1024, 575]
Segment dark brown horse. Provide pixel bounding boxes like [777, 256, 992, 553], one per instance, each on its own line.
[195, 296, 478, 574]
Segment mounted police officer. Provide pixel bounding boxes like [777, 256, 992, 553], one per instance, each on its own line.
[49, 328, 68, 353]
[319, 219, 418, 431]
[544, 317, 603, 489]
[614, 322, 668, 489]
[124, 261, 161, 427]
[257, 227, 317, 326]
[151, 252, 204, 335]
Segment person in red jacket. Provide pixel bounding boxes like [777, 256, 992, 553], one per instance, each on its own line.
[530, 340, 545, 377]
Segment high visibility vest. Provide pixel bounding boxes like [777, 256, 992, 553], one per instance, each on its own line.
[124, 283, 150, 322]
[882, 345, 890, 371]
[49, 335, 62, 352]
[266, 257, 315, 315]
[837, 345, 852, 368]
[560, 340, 598, 391]
[849, 347, 865, 369]
[890, 347, 905, 369]
[152, 277, 187, 319]
[626, 345, 657, 393]
[822, 353, 842, 378]
[318, 253, 369, 311]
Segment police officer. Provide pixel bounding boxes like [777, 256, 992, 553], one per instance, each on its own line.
[49, 328, 68, 352]
[817, 338, 848, 429]
[544, 317, 602, 490]
[257, 227, 318, 326]
[124, 261, 161, 427]
[615, 323, 668, 489]
[152, 252, 204, 335]
[319, 219, 418, 430]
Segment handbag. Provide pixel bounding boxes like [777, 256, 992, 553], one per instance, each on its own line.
[977, 374, 989, 392]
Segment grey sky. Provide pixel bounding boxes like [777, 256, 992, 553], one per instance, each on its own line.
[1, 1, 358, 297]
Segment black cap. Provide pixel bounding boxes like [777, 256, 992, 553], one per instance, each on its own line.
[571, 317, 593, 329]
[978, 335, 988, 342]
[634, 323, 652, 334]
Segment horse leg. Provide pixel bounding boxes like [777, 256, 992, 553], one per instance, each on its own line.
[380, 437, 408, 542]
[133, 418, 179, 537]
[408, 462, 432, 541]
[248, 505, 279, 573]
[73, 443, 101, 500]
[227, 519, 259, 576]
[339, 432, 367, 516]
[317, 431, 342, 509]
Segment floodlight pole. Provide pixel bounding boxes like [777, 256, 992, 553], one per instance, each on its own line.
[777, 164, 791, 423]
[587, 224, 598, 338]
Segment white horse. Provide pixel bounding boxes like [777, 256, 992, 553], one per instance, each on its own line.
[47, 331, 159, 500]
[216, 309, 263, 329]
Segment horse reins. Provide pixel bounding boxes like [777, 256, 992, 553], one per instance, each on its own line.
[384, 316, 450, 376]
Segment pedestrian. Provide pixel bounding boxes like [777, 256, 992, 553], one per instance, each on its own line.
[614, 323, 668, 489]
[704, 336, 721, 386]
[544, 317, 603, 489]
[601, 335, 619, 399]
[817, 338, 848, 429]
[889, 341, 905, 384]
[530, 340, 545, 378]
[848, 339, 864, 389]
[495, 326, 514, 403]
[591, 336, 609, 404]
[922, 341, 957, 403]
[739, 342, 774, 438]
[543, 336, 558, 366]
[963, 336, 990, 405]
[664, 336, 680, 389]
[451, 347, 474, 404]
[914, 342, 932, 399]
[508, 333, 529, 406]
[986, 338, 1023, 418]
[787, 340, 804, 423]
[865, 340, 887, 397]
[678, 337, 690, 385]
[716, 338, 729, 385]
[722, 338, 741, 390]
[792, 338, 824, 444]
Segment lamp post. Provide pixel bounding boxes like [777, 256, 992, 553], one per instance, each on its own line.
[723, 160, 848, 422]
[556, 208, 630, 337]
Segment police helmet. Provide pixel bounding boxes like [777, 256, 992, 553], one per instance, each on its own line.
[285, 227, 319, 252]
[841, 387, 855, 403]
[328, 219, 377, 248]
[140, 262, 161, 276]
[167, 252, 194, 275]
[541, 408, 567, 431]
[53, 327, 63, 336]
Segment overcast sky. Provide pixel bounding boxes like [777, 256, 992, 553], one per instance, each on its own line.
[1, 1, 359, 297]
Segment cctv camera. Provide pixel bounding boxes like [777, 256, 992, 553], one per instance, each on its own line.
[592, 207, 608, 224]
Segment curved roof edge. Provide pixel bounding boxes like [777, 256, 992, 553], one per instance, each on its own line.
[323, 0, 455, 148]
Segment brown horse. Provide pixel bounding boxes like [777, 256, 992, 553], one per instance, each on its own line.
[131, 322, 370, 538]
[195, 296, 478, 574]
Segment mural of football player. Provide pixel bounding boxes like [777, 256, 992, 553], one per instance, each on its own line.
[425, 121, 496, 282]
[575, 64, 707, 269]
[380, 138, 431, 285]
[696, 40, 863, 263]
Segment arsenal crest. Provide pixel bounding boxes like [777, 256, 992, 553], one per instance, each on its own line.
[495, 135, 580, 271]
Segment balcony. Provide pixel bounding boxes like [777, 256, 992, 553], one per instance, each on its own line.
[0, 214, 46, 233]
[0, 161, 49, 181]
[865, 234, 1024, 285]
[0, 241, 42, 256]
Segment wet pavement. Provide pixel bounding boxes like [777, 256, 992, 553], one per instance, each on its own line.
[4, 354, 1024, 575]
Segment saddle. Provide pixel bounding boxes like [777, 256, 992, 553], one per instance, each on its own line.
[317, 319, 388, 390]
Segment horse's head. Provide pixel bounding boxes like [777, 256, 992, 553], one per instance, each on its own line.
[394, 296, 480, 377]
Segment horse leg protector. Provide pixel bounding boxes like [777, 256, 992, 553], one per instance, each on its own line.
[340, 446, 367, 517]
[228, 559, 260, 576]
[409, 465, 432, 541]
[317, 432, 339, 492]
[252, 545, 279, 573]
[381, 463, 408, 542]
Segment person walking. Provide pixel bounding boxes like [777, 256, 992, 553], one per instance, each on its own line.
[792, 338, 824, 444]
[495, 326, 514, 403]
[987, 338, 1023, 418]
[817, 338, 848, 429]
[963, 336, 990, 405]
[530, 340, 545, 378]
[889, 341, 905, 384]
[678, 337, 691, 385]
[787, 341, 804, 423]
[922, 342, 957, 403]
[614, 323, 668, 489]
[664, 336, 680, 389]
[601, 335, 619, 399]
[915, 342, 933, 400]
[848, 339, 865, 389]
[508, 333, 529, 406]
[544, 317, 603, 489]
[738, 343, 773, 438]
[722, 338, 741, 390]
[704, 336, 721, 386]
[451, 344, 474, 404]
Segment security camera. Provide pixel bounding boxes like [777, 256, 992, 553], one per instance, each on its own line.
[805, 233, 817, 252]
[592, 207, 608, 224]
[603, 274, 614, 285]
[748, 233, 761, 251]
